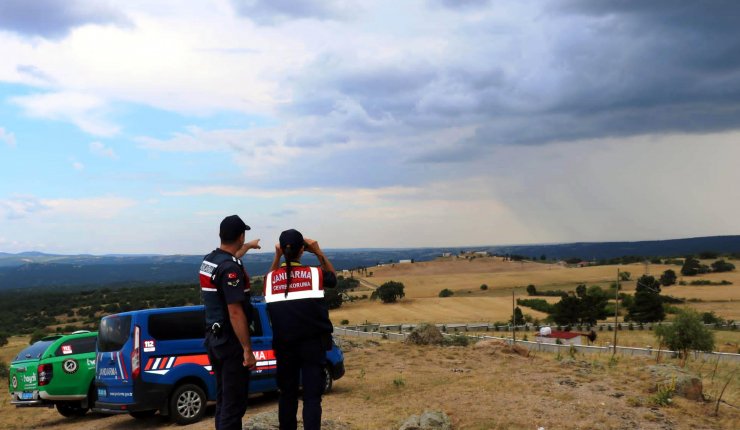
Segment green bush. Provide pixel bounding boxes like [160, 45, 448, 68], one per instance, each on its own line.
[711, 259, 735, 273]
[655, 309, 715, 364]
[371, 281, 405, 303]
[439, 288, 454, 298]
[480, 284, 488, 290]
[516, 298, 553, 313]
[701, 311, 723, 325]
[340, 319, 349, 325]
[443, 334, 471, 347]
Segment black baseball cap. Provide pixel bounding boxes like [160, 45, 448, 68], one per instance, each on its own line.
[279, 229, 304, 250]
[220, 215, 250, 241]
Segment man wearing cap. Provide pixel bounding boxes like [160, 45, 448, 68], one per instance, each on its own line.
[264, 229, 337, 430]
[199, 215, 260, 430]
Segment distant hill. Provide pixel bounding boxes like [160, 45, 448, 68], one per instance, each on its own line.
[1, 235, 739, 289]
[489, 235, 740, 261]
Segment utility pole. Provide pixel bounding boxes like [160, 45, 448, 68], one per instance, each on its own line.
[512, 290, 516, 344]
[613, 268, 619, 356]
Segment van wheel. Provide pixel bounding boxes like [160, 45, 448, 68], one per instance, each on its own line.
[169, 384, 206, 425]
[323, 366, 333, 394]
[56, 402, 88, 417]
[130, 410, 157, 419]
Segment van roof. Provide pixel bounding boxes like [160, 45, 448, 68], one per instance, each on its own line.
[100, 296, 265, 320]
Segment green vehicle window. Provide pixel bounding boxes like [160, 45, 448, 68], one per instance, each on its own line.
[54, 336, 97, 357]
[14, 340, 55, 361]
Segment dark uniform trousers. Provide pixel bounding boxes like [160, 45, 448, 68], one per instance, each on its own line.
[206, 332, 251, 430]
[274, 337, 326, 430]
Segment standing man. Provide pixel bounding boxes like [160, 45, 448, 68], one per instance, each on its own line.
[264, 229, 337, 430]
[200, 215, 260, 430]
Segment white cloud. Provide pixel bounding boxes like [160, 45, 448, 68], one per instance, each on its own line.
[43, 196, 137, 219]
[0, 195, 49, 219]
[138, 125, 298, 177]
[0, 195, 136, 220]
[0, 127, 16, 147]
[72, 161, 85, 170]
[10, 91, 119, 136]
[89, 141, 118, 159]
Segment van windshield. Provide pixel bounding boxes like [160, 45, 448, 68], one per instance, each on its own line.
[97, 315, 132, 352]
[14, 340, 55, 361]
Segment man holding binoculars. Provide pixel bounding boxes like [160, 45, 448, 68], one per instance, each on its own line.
[264, 228, 337, 430]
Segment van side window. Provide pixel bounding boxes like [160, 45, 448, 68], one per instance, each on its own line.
[55, 336, 97, 356]
[149, 310, 205, 341]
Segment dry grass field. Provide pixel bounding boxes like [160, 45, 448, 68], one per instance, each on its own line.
[1, 338, 738, 429]
[334, 257, 740, 325]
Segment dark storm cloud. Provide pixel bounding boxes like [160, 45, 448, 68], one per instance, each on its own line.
[283, 0, 740, 158]
[0, 0, 131, 39]
[230, 0, 353, 24]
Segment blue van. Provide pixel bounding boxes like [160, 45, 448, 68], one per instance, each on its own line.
[94, 297, 344, 424]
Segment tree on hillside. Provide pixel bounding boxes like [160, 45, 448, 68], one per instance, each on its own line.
[551, 294, 581, 326]
[655, 309, 715, 366]
[526, 284, 537, 296]
[681, 257, 710, 276]
[619, 271, 631, 281]
[579, 286, 610, 325]
[511, 307, 525, 325]
[659, 269, 677, 286]
[324, 287, 343, 310]
[575, 284, 587, 298]
[627, 275, 665, 322]
[711, 259, 735, 273]
[372, 281, 405, 303]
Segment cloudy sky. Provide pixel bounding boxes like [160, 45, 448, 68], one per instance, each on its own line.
[1, 0, 739, 254]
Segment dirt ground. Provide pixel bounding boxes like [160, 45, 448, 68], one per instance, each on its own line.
[2, 338, 738, 430]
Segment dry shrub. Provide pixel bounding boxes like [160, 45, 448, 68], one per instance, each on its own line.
[406, 324, 445, 345]
[473, 339, 530, 357]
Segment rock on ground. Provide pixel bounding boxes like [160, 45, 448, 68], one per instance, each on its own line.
[647, 364, 704, 401]
[399, 410, 453, 430]
[244, 411, 351, 430]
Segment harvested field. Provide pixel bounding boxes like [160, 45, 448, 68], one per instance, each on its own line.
[331, 296, 550, 325]
[347, 257, 740, 323]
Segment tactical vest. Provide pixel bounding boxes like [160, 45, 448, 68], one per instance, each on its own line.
[199, 250, 249, 328]
[264, 265, 324, 303]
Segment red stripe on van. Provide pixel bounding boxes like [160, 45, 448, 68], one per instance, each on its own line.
[173, 354, 210, 367]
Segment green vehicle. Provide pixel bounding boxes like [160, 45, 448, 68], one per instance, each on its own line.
[8, 331, 98, 417]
